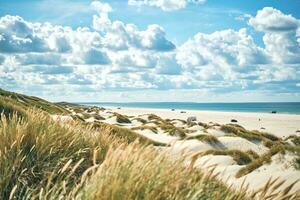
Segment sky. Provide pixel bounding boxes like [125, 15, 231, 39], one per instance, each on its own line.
[0, 0, 300, 102]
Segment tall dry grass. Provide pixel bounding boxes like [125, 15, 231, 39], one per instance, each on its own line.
[75, 143, 248, 200]
[0, 110, 120, 199]
[0, 107, 299, 199]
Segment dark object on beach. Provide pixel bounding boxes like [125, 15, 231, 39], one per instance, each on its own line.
[296, 130, 300, 133]
[187, 116, 197, 122]
[231, 119, 238, 123]
[259, 118, 261, 121]
[261, 127, 266, 130]
[117, 107, 121, 109]
[171, 109, 175, 111]
[180, 111, 186, 113]
[271, 111, 277, 114]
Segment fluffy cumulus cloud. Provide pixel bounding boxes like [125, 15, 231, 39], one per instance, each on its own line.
[92, 1, 175, 51]
[249, 7, 299, 32]
[0, 15, 49, 53]
[128, 0, 206, 11]
[249, 7, 300, 64]
[0, 1, 300, 100]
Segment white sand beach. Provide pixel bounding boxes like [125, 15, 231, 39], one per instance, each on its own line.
[107, 106, 300, 137]
[97, 106, 300, 193]
[58, 105, 300, 195]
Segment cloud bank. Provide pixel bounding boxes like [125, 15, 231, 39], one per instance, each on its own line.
[0, 2, 300, 101]
[128, 0, 206, 11]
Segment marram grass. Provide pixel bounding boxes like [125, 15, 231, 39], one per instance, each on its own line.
[0, 110, 248, 200]
[1, 90, 300, 199]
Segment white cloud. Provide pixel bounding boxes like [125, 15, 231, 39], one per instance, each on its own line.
[128, 0, 206, 11]
[249, 7, 300, 64]
[24, 65, 74, 75]
[92, 2, 175, 51]
[109, 49, 157, 68]
[83, 48, 110, 65]
[177, 28, 268, 72]
[249, 7, 299, 32]
[14, 53, 61, 65]
[1, 2, 300, 101]
[0, 15, 49, 53]
[155, 53, 182, 75]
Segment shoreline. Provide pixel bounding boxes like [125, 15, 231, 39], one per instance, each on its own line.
[103, 106, 300, 137]
[78, 103, 300, 115]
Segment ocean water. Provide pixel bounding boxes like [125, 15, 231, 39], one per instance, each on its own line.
[79, 102, 300, 115]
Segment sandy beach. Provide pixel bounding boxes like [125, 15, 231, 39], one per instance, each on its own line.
[55, 104, 300, 195]
[98, 106, 300, 193]
[107, 106, 300, 137]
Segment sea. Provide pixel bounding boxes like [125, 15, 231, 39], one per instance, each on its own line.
[79, 102, 300, 115]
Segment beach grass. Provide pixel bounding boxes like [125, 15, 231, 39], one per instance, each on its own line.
[202, 149, 253, 165]
[220, 124, 281, 148]
[114, 113, 131, 123]
[1, 88, 300, 199]
[0, 93, 251, 200]
[187, 134, 220, 145]
[236, 144, 285, 178]
[0, 88, 69, 115]
[132, 125, 158, 133]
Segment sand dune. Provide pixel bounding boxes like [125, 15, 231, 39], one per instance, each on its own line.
[60, 105, 300, 195]
[108, 107, 300, 137]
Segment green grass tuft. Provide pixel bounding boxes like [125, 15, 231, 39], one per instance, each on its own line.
[187, 134, 220, 145]
[202, 149, 252, 165]
[114, 113, 131, 123]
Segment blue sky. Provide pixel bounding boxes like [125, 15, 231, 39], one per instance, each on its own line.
[0, 0, 300, 102]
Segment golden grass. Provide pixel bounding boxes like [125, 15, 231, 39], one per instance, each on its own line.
[1, 89, 300, 199]
[286, 135, 300, 146]
[75, 144, 249, 200]
[236, 144, 285, 178]
[0, 109, 248, 200]
[0, 88, 69, 114]
[198, 122, 211, 129]
[220, 124, 282, 149]
[0, 110, 118, 199]
[132, 125, 158, 134]
[187, 134, 220, 145]
[114, 113, 131, 123]
[91, 122, 165, 146]
[202, 149, 252, 165]
[134, 117, 147, 124]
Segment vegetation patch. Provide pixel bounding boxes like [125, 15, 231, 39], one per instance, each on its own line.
[0, 96, 27, 119]
[286, 135, 300, 146]
[0, 88, 69, 114]
[77, 144, 249, 200]
[220, 124, 280, 146]
[148, 114, 164, 122]
[114, 113, 131, 123]
[187, 134, 220, 145]
[132, 125, 158, 133]
[159, 123, 186, 138]
[246, 150, 260, 160]
[202, 149, 253, 165]
[92, 122, 164, 146]
[134, 117, 147, 124]
[236, 144, 285, 178]
[0, 88, 299, 199]
[198, 122, 210, 129]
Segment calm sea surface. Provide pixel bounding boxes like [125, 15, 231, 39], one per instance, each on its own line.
[78, 102, 300, 115]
